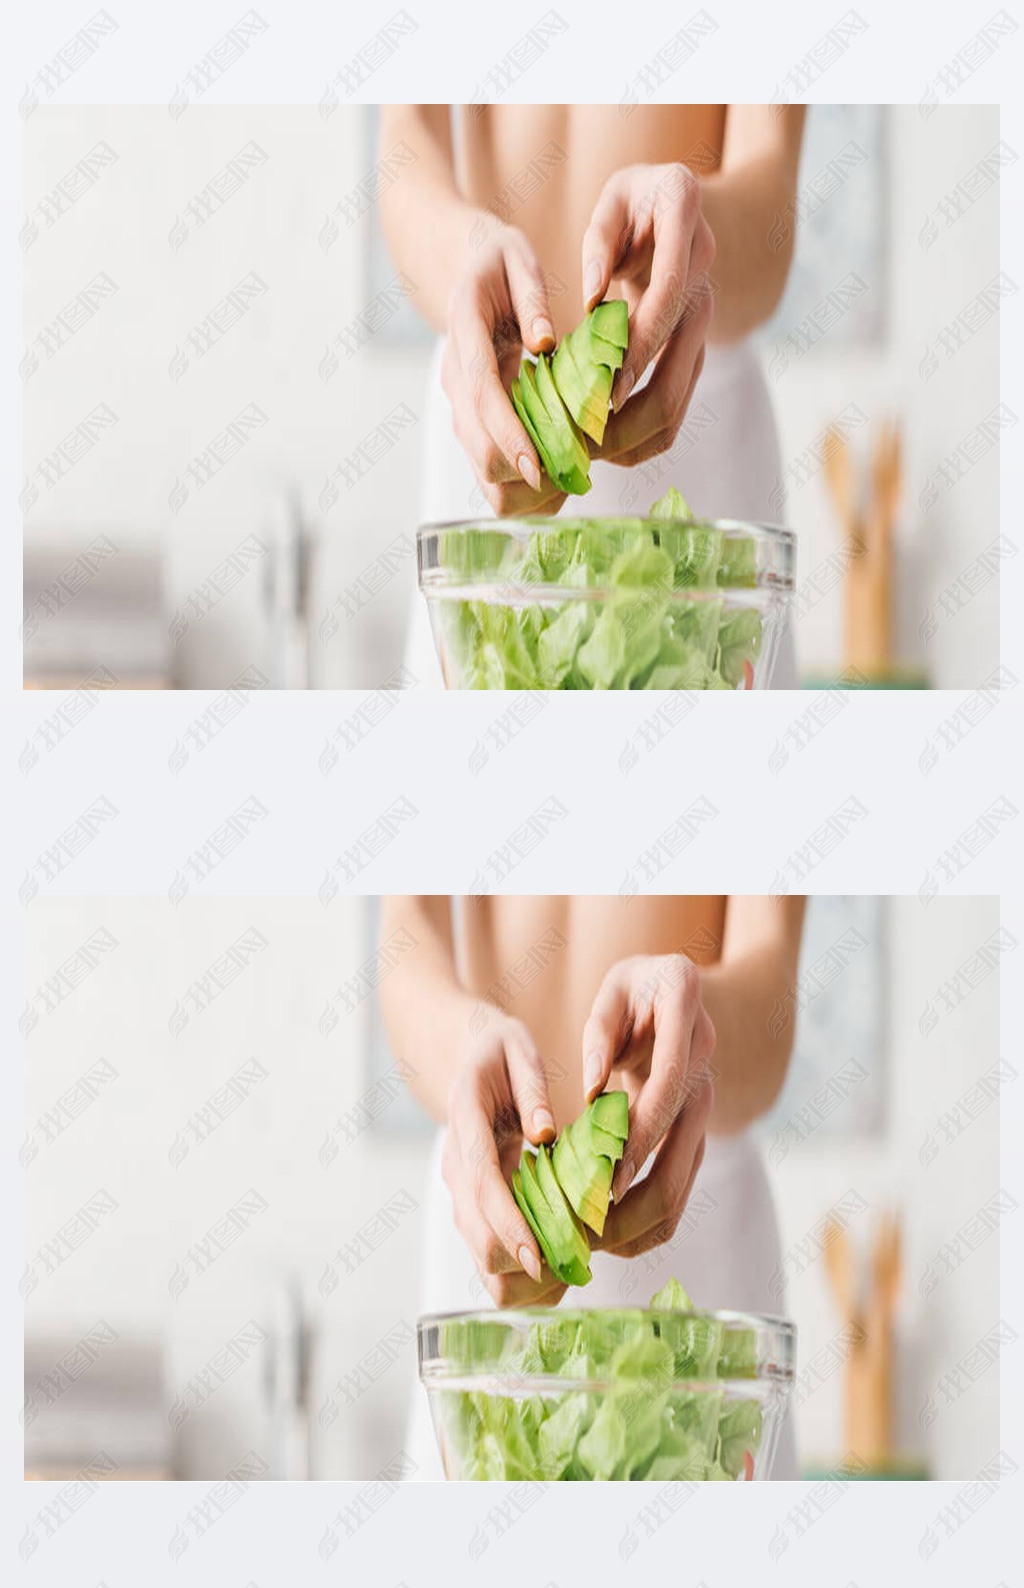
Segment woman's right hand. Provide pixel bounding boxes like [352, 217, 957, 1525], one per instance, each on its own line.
[442, 225, 568, 516]
[442, 1010, 568, 1306]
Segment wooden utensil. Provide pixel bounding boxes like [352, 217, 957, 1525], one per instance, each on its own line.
[823, 1210, 902, 1467]
[822, 419, 902, 676]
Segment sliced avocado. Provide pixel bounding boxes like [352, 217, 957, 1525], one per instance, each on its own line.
[579, 1116, 625, 1164]
[551, 1125, 584, 1203]
[550, 339, 594, 435]
[512, 1164, 553, 1275]
[590, 299, 629, 348]
[585, 327, 625, 373]
[513, 1087, 632, 1286]
[567, 318, 623, 379]
[564, 1115, 618, 1185]
[577, 1189, 610, 1237]
[551, 337, 585, 410]
[552, 336, 613, 445]
[551, 1136, 588, 1225]
[567, 461, 593, 496]
[510, 374, 547, 470]
[534, 353, 591, 485]
[563, 1164, 613, 1238]
[590, 1090, 629, 1139]
[518, 361, 565, 489]
[535, 1143, 592, 1284]
[520, 359, 591, 497]
[553, 1127, 613, 1234]
[514, 1156, 564, 1280]
[521, 1149, 591, 1288]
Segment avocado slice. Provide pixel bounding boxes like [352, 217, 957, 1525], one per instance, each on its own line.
[552, 336, 613, 445]
[534, 1143, 592, 1284]
[553, 1126, 614, 1235]
[590, 299, 629, 348]
[534, 353, 592, 488]
[519, 1150, 591, 1287]
[511, 1086, 632, 1287]
[567, 1176, 613, 1237]
[590, 1090, 629, 1140]
[519, 359, 590, 496]
[514, 1157, 561, 1280]
[557, 1118, 607, 1187]
[512, 1165, 553, 1276]
[550, 338, 594, 434]
[578, 1191, 611, 1237]
[578, 1115, 625, 1164]
[511, 300, 628, 490]
[564, 1114, 619, 1182]
[584, 326, 625, 373]
[517, 361, 563, 488]
[567, 318, 623, 377]
[510, 374, 547, 468]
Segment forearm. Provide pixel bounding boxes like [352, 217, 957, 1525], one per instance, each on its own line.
[377, 895, 477, 1122]
[699, 106, 805, 343]
[700, 164, 795, 343]
[699, 898, 806, 1133]
[379, 105, 492, 333]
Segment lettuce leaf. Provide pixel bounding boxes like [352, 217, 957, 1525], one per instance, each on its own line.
[650, 1278, 693, 1311]
[717, 1398, 764, 1478]
[649, 486, 693, 520]
[436, 493, 764, 689]
[435, 1278, 766, 1481]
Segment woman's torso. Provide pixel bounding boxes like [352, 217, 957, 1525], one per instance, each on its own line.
[457, 105, 727, 339]
[459, 894, 726, 1126]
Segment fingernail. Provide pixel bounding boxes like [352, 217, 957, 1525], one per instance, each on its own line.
[584, 261, 601, 307]
[533, 1107, 555, 1140]
[584, 1051, 603, 1099]
[612, 368, 634, 412]
[518, 1244, 541, 1282]
[532, 316, 554, 348]
[517, 452, 541, 491]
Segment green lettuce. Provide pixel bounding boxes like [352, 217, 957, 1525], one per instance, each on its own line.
[434, 1280, 765, 1481]
[436, 490, 763, 689]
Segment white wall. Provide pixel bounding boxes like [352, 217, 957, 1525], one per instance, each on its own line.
[24, 895, 1002, 1479]
[774, 106, 1003, 685]
[23, 105, 425, 687]
[765, 894, 1005, 1477]
[24, 105, 1002, 687]
[23, 894, 432, 1479]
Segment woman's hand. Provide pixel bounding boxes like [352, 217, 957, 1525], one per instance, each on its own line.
[581, 954, 716, 1258]
[442, 1010, 568, 1306]
[442, 226, 568, 516]
[580, 163, 716, 468]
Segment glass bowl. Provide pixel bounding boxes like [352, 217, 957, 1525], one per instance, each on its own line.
[417, 517, 795, 690]
[418, 1306, 796, 1480]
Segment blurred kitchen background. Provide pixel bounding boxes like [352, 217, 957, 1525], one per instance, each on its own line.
[24, 894, 1005, 1480]
[23, 104, 1004, 689]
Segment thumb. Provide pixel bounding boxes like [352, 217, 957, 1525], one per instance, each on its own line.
[581, 963, 632, 1102]
[581, 171, 631, 312]
[503, 236, 556, 355]
[504, 1030, 556, 1144]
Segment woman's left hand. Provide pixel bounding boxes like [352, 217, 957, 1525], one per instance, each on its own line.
[580, 162, 716, 468]
[580, 953, 716, 1258]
